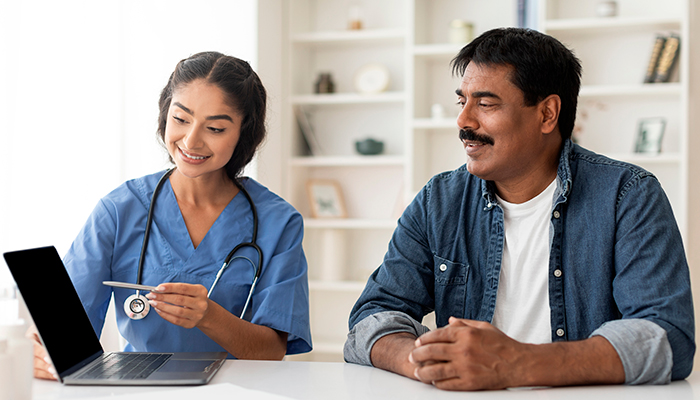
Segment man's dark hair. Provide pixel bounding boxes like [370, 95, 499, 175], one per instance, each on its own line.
[451, 28, 582, 140]
[157, 51, 267, 180]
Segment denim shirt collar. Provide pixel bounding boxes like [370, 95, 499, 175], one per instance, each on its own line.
[480, 139, 574, 210]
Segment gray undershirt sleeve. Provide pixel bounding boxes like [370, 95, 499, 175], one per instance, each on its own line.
[590, 319, 673, 384]
[344, 311, 431, 366]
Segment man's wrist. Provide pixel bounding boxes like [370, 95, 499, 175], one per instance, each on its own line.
[370, 332, 418, 378]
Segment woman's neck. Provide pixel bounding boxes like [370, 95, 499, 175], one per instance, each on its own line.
[169, 168, 239, 208]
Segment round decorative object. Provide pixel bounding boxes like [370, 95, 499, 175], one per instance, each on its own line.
[353, 64, 390, 94]
[355, 138, 384, 155]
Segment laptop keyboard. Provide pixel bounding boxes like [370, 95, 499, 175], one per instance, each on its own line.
[76, 353, 172, 380]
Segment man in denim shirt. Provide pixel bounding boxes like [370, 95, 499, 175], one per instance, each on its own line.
[344, 28, 694, 390]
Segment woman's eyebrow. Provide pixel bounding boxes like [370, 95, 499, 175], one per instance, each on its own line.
[173, 102, 233, 122]
[206, 114, 233, 122]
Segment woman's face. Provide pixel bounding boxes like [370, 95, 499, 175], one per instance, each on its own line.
[164, 79, 242, 180]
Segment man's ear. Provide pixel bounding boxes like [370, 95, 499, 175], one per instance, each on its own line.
[539, 94, 561, 135]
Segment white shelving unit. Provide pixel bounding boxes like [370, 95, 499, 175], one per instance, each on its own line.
[261, 0, 516, 362]
[539, 0, 690, 238]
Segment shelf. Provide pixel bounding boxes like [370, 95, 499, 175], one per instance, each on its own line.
[413, 43, 465, 59]
[291, 92, 406, 105]
[579, 83, 682, 98]
[309, 280, 366, 292]
[603, 152, 682, 164]
[543, 16, 681, 34]
[290, 155, 404, 167]
[292, 28, 405, 45]
[304, 218, 397, 230]
[413, 117, 458, 129]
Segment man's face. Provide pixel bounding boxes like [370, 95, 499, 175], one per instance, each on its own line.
[456, 63, 553, 186]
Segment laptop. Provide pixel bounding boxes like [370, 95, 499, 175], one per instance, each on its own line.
[3, 246, 227, 385]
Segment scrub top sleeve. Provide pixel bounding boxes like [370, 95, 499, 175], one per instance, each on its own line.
[249, 211, 311, 355]
[63, 198, 117, 339]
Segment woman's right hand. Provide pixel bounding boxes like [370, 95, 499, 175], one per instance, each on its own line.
[30, 332, 57, 380]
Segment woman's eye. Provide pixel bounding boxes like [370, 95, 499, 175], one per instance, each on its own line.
[172, 116, 186, 123]
[208, 127, 225, 133]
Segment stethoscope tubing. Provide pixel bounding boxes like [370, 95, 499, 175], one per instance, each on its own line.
[131, 168, 262, 320]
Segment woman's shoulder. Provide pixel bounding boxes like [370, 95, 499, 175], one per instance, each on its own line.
[102, 170, 169, 207]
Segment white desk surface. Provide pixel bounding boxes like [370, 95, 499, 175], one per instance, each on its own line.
[32, 360, 699, 400]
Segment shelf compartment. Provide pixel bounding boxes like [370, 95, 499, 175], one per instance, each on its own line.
[413, 43, 465, 59]
[290, 155, 405, 167]
[413, 118, 458, 129]
[291, 92, 406, 105]
[292, 28, 406, 45]
[543, 16, 681, 34]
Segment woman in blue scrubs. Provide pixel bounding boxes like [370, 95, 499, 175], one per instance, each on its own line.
[33, 52, 311, 379]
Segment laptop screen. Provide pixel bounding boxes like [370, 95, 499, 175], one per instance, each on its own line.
[3, 246, 103, 376]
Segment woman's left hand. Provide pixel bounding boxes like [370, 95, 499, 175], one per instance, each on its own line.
[146, 283, 210, 328]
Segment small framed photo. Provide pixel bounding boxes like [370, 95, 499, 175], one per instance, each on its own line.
[635, 117, 666, 154]
[307, 180, 347, 218]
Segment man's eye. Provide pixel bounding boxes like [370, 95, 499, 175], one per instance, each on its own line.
[456, 100, 465, 107]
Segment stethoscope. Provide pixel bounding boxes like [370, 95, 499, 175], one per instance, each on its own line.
[125, 168, 263, 321]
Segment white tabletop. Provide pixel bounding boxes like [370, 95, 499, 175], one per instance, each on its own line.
[32, 360, 699, 400]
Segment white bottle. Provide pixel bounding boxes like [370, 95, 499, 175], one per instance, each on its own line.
[0, 320, 33, 400]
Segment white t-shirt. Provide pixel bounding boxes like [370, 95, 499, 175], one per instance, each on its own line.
[491, 179, 557, 344]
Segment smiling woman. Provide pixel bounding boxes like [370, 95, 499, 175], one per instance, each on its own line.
[0, 0, 264, 361]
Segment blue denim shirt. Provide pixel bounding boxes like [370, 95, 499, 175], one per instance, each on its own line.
[345, 140, 694, 384]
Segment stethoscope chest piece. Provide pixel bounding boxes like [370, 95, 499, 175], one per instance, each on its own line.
[124, 293, 150, 320]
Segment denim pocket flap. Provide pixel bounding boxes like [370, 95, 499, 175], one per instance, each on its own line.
[434, 255, 467, 285]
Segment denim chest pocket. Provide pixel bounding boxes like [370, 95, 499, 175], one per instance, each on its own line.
[433, 255, 468, 326]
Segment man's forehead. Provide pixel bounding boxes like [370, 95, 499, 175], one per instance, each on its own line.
[459, 63, 518, 94]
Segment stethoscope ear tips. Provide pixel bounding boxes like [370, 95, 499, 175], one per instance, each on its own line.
[125, 293, 150, 320]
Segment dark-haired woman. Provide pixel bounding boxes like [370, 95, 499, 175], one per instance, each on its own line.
[32, 52, 311, 379]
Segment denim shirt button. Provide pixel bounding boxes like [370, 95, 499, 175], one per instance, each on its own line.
[553, 210, 561, 219]
[554, 269, 562, 278]
[439, 263, 447, 272]
[556, 328, 565, 337]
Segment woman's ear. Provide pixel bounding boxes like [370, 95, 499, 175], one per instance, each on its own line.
[540, 94, 561, 135]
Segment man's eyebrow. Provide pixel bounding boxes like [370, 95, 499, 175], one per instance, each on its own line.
[454, 89, 501, 100]
[173, 102, 233, 122]
[472, 91, 501, 100]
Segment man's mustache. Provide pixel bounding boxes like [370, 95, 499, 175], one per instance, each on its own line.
[459, 129, 495, 146]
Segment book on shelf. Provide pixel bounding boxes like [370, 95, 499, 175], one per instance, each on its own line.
[294, 105, 324, 156]
[644, 33, 680, 83]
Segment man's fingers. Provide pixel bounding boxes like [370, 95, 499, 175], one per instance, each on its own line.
[410, 342, 454, 364]
[413, 360, 459, 384]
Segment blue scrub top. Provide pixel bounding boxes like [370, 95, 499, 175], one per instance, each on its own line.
[63, 171, 312, 356]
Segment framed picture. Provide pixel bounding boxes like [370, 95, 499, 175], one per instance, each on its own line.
[635, 117, 666, 154]
[307, 180, 347, 218]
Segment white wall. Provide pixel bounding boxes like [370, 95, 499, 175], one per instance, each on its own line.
[0, 0, 258, 335]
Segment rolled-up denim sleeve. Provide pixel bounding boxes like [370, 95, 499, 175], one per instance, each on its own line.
[591, 319, 672, 384]
[344, 311, 430, 366]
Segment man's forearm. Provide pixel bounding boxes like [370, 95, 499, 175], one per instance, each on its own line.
[519, 335, 625, 387]
[370, 332, 419, 379]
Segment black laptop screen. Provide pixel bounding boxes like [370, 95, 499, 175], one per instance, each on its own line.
[3, 246, 103, 376]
